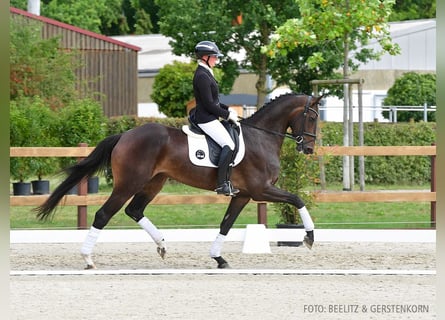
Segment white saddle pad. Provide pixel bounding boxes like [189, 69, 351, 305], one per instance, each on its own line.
[181, 125, 245, 168]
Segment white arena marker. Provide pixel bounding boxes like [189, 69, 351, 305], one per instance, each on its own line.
[242, 224, 271, 254]
[10, 269, 436, 276]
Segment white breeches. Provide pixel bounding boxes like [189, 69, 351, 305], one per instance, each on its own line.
[198, 120, 235, 150]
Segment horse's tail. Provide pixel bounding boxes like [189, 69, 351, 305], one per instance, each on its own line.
[35, 134, 122, 221]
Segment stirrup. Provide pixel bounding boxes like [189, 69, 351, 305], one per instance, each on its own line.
[215, 181, 239, 197]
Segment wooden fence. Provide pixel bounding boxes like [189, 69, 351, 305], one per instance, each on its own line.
[10, 144, 436, 229]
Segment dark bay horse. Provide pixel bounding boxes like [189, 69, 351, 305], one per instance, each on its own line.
[36, 93, 322, 269]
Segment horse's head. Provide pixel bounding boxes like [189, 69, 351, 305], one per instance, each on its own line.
[289, 95, 323, 154]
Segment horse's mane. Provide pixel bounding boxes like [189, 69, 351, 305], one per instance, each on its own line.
[241, 92, 305, 123]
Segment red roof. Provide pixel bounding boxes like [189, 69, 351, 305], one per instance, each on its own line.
[10, 7, 141, 52]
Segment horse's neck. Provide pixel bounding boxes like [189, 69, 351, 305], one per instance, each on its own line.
[246, 103, 295, 134]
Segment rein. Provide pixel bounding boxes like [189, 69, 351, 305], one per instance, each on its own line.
[240, 121, 298, 141]
[239, 95, 319, 148]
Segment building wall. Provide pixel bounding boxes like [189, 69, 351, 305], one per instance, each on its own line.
[11, 8, 139, 117]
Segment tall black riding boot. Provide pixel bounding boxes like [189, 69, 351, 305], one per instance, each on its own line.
[215, 146, 239, 196]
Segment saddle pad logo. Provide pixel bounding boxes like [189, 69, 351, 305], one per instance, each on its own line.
[195, 150, 206, 159]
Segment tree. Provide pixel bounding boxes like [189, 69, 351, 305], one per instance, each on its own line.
[266, 0, 401, 190]
[156, 0, 319, 108]
[382, 72, 436, 122]
[10, 0, 159, 35]
[389, 0, 436, 21]
[266, 0, 400, 73]
[10, 17, 81, 109]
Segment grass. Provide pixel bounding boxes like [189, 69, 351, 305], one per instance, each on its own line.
[9, 177, 433, 230]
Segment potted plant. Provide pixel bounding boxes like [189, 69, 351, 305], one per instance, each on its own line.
[10, 99, 34, 195]
[30, 101, 61, 194]
[274, 139, 318, 246]
[10, 97, 62, 195]
[30, 156, 58, 194]
[10, 158, 32, 195]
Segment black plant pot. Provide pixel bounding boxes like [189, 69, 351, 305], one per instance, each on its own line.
[87, 176, 99, 193]
[12, 182, 31, 195]
[276, 223, 304, 247]
[31, 180, 50, 195]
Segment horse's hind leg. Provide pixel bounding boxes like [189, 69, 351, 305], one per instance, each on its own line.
[81, 188, 136, 269]
[124, 174, 168, 259]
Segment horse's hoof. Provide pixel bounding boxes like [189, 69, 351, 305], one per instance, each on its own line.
[157, 246, 166, 259]
[213, 256, 230, 269]
[81, 253, 96, 269]
[303, 236, 314, 249]
[156, 239, 166, 259]
[303, 230, 314, 249]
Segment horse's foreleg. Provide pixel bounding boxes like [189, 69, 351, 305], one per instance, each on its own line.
[210, 196, 250, 268]
[298, 206, 314, 249]
[255, 186, 315, 249]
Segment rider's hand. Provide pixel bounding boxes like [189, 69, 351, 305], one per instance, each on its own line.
[228, 109, 240, 126]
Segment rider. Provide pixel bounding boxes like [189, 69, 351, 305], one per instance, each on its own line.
[193, 40, 240, 196]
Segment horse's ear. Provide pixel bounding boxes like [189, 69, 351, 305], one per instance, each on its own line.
[314, 94, 325, 104]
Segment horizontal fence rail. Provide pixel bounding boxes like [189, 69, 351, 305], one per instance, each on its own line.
[10, 145, 436, 157]
[10, 145, 436, 228]
[9, 191, 436, 207]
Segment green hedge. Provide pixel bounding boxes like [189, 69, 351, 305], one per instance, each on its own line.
[106, 117, 435, 185]
[10, 105, 436, 186]
[319, 121, 436, 184]
[107, 116, 188, 135]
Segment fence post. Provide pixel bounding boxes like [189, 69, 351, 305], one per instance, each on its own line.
[77, 143, 88, 229]
[430, 142, 436, 229]
[257, 202, 267, 226]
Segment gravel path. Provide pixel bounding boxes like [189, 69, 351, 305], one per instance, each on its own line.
[10, 241, 436, 319]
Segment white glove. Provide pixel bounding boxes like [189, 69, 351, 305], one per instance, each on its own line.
[228, 109, 240, 126]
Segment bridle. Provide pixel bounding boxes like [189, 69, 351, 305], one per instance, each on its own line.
[293, 96, 319, 152]
[240, 95, 319, 151]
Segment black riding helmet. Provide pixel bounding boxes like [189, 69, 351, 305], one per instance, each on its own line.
[195, 41, 224, 60]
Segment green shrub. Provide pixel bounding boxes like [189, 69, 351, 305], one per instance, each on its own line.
[107, 116, 189, 134]
[10, 96, 60, 181]
[150, 61, 224, 118]
[107, 115, 138, 135]
[58, 99, 107, 168]
[105, 117, 435, 188]
[151, 61, 196, 117]
[382, 72, 436, 122]
[58, 99, 107, 146]
[273, 139, 319, 224]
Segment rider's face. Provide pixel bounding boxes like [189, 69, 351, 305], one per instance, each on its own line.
[207, 55, 218, 68]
